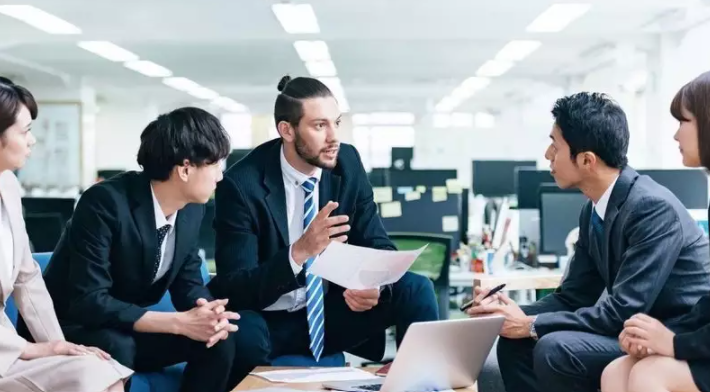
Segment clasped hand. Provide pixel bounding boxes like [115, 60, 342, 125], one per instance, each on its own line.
[178, 298, 240, 348]
[619, 313, 675, 358]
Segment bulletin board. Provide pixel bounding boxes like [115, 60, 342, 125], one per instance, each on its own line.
[18, 102, 82, 188]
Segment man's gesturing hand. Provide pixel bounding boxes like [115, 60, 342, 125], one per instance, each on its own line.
[292, 201, 350, 265]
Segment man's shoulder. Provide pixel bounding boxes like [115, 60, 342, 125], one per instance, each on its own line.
[223, 139, 278, 182]
[626, 176, 686, 212]
[77, 171, 139, 212]
[334, 143, 363, 172]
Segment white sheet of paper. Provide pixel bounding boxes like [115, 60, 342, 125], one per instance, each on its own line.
[250, 367, 379, 383]
[442, 215, 459, 233]
[372, 187, 393, 203]
[380, 201, 402, 218]
[309, 242, 428, 290]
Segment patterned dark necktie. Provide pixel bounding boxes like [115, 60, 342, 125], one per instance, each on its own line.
[153, 224, 172, 280]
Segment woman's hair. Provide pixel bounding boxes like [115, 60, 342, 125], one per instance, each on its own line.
[273, 75, 333, 128]
[671, 71, 710, 169]
[0, 77, 38, 138]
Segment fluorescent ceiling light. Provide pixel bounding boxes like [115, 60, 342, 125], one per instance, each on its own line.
[460, 76, 491, 93]
[188, 86, 219, 100]
[78, 41, 138, 62]
[163, 77, 201, 92]
[476, 60, 514, 77]
[435, 96, 459, 113]
[318, 77, 350, 112]
[272, 3, 320, 34]
[0, 5, 81, 34]
[475, 112, 496, 128]
[305, 60, 337, 77]
[212, 97, 248, 112]
[495, 40, 542, 61]
[124, 60, 172, 78]
[526, 3, 591, 33]
[294, 41, 331, 61]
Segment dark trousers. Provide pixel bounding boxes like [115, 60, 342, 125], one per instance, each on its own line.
[240, 272, 439, 362]
[59, 310, 268, 392]
[497, 331, 624, 392]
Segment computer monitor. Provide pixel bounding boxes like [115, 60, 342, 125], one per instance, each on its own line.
[515, 168, 556, 209]
[472, 160, 537, 197]
[97, 169, 125, 181]
[21, 197, 76, 228]
[372, 169, 458, 188]
[391, 147, 414, 170]
[638, 169, 708, 209]
[539, 186, 588, 255]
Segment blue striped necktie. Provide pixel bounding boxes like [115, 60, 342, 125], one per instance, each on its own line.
[301, 177, 325, 361]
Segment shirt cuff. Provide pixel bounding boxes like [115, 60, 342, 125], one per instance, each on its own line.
[289, 244, 304, 276]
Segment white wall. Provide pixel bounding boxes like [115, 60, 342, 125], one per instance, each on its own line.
[95, 102, 159, 172]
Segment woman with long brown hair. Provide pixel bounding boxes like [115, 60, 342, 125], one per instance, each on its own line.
[600, 71, 710, 392]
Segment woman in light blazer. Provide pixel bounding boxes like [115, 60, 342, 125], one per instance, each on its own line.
[0, 77, 133, 391]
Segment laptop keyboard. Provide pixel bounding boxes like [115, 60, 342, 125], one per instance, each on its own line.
[355, 384, 382, 391]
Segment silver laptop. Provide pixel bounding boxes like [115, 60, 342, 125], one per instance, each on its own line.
[323, 316, 504, 392]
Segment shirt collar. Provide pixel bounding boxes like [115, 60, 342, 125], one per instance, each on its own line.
[280, 145, 322, 188]
[593, 175, 619, 221]
[150, 184, 177, 229]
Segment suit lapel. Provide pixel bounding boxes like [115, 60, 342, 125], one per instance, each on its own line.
[264, 142, 289, 246]
[598, 167, 638, 286]
[318, 171, 341, 210]
[129, 175, 159, 284]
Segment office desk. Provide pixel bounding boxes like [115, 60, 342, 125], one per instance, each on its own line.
[233, 367, 478, 392]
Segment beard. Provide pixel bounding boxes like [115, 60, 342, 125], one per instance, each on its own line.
[294, 130, 338, 169]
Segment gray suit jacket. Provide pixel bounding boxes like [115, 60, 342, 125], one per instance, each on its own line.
[525, 167, 710, 338]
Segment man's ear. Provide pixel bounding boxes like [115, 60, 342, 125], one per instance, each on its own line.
[579, 152, 597, 170]
[278, 121, 296, 143]
[176, 159, 191, 182]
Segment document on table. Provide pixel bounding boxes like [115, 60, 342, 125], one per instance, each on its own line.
[308, 242, 427, 290]
[250, 367, 379, 383]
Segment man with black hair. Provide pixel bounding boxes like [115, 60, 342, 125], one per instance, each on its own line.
[39, 107, 264, 392]
[208, 75, 438, 364]
[468, 92, 710, 392]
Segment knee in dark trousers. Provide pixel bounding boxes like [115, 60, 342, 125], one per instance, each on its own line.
[231, 310, 271, 366]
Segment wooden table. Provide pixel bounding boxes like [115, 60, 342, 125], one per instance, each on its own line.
[233, 367, 478, 392]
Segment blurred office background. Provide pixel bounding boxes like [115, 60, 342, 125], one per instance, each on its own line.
[3, 0, 710, 327]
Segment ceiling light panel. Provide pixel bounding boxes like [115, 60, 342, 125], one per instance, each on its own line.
[77, 41, 139, 62]
[272, 3, 320, 34]
[495, 40, 542, 61]
[0, 5, 81, 34]
[526, 3, 591, 33]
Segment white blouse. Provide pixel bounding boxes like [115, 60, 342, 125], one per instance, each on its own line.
[0, 198, 14, 278]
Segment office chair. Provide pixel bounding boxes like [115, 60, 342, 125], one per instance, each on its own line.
[388, 232, 452, 320]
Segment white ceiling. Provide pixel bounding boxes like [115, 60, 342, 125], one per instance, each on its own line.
[0, 0, 707, 116]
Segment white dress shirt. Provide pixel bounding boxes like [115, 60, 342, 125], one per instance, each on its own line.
[150, 185, 178, 283]
[0, 198, 13, 278]
[593, 176, 619, 221]
[264, 147, 323, 312]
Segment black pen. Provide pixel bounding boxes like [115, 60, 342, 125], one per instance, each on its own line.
[459, 283, 507, 312]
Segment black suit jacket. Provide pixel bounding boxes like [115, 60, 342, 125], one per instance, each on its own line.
[208, 139, 395, 309]
[44, 171, 212, 331]
[525, 167, 710, 338]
